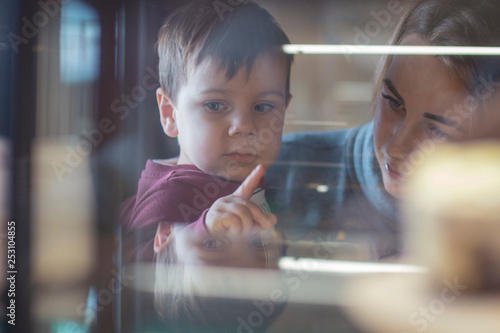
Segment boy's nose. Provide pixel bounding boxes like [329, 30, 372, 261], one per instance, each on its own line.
[228, 111, 257, 137]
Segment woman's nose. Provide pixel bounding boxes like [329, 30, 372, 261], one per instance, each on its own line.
[385, 120, 420, 161]
[228, 110, 257, 137]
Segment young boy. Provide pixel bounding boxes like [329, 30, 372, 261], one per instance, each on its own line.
[118, 1, 292, 331]
[119, 0, 292, 262]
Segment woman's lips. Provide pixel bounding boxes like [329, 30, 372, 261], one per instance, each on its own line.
[385, 162, 403, 181]
[226, 153, 256, 163]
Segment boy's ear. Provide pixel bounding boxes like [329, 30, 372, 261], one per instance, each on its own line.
[156, 88, 179, 138]
[154, 221, 173, 254]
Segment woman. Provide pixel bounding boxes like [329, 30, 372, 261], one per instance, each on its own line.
[266, 0, 500, 261]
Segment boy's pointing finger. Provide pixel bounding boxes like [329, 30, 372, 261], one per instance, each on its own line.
[232, 164, 265, 200]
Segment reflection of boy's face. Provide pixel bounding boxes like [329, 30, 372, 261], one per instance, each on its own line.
[170, 222, 282, 270]
[158, 53, 290, 182]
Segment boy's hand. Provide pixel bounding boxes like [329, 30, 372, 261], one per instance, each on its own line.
[206, 164, 277, 236]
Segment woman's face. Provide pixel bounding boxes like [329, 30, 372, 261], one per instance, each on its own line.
[474, 90, 500, 140]
[373, 34, 471, 199]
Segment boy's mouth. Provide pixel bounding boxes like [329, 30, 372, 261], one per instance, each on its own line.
[225, 151, 256, 163]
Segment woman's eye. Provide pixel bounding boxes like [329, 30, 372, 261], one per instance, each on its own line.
[254, 103, 274, 112]
[426, 124, 453, 141]
[381, 93, 403, 111]
[205, 102, 226, 111]
[202, 238, 227, 249]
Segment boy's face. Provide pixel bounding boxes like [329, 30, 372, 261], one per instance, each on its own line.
[158, 53, 290, 182]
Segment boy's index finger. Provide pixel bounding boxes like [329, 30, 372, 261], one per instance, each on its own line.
[232, 164, 265, 200]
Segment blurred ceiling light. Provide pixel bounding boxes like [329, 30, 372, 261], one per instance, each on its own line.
[316, 184, 329, 193]
[286, 120, 349, 127]
[283, 44, 500, 55]
[279, 257, 427, 274]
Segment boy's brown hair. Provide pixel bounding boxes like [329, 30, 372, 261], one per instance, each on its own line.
[156, 0, 293, 103]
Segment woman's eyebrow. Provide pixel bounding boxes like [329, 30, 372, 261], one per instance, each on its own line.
[423, 112, 466, 133]
[383, 78, 405, 104]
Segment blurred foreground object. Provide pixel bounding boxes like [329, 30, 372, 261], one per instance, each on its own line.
[405, 141, 500, 293]
[345, 141, 500, 333]
[32, 139, 96, 330]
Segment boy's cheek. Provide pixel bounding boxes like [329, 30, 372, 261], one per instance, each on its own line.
[269, 119, 285, 134]
[258, 114, 285, 136]
[260, 143, 282, 168]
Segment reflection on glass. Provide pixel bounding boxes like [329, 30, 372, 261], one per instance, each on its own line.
[60, 1, 100, 83]
[346, 142, 500, 333]
[157, 223, 283, 269]
[126, 225, 287, 333]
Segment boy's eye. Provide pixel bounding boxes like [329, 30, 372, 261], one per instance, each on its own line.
[205, 102, 226, 111]
[254, 103, 274, 112]
[202, 238, 227, 249]
[250, 235, 267, 249]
